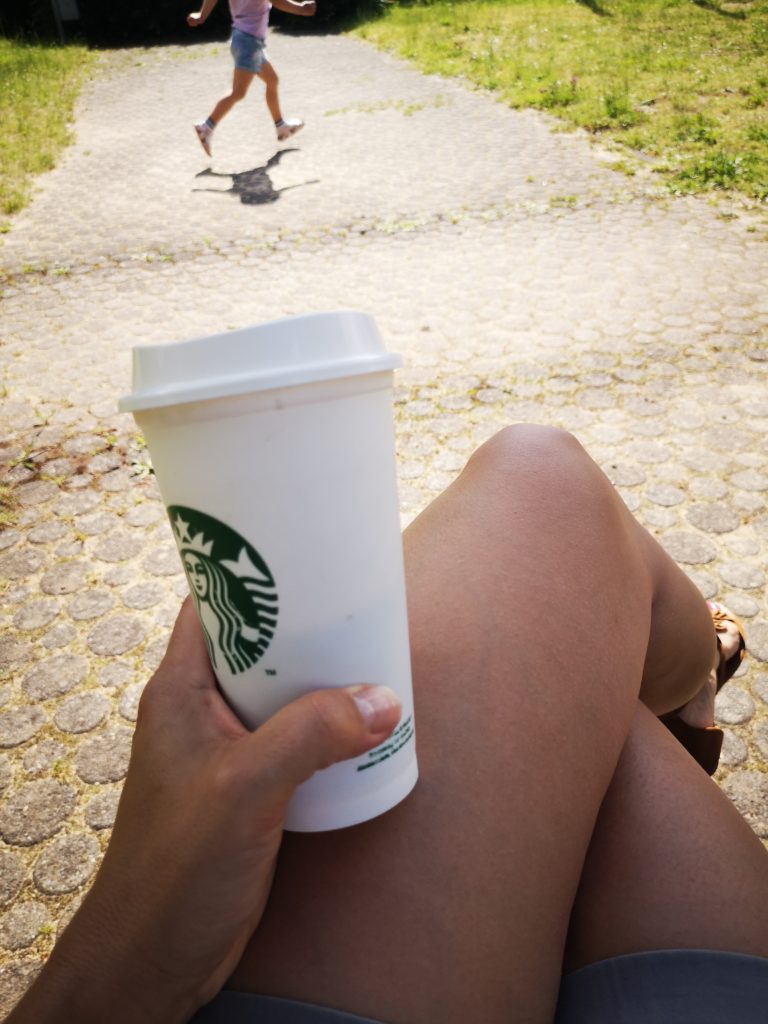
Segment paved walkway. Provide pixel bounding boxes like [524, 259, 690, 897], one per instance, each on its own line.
[1, 29, 768, 1012]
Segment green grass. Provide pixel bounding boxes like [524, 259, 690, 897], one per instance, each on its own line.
[354, 0, 768, 200]
[0, 38, 93, 217]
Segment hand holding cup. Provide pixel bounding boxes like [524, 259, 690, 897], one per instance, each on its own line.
[6, 600, 401, 1024]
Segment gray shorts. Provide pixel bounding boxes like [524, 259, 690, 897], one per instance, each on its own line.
[555, 949, 768, 1022]
[189, 949, 768, 1023]
[230, 27, 268, 74]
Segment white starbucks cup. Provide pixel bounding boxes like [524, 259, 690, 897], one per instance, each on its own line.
[119, 311, 417, 831]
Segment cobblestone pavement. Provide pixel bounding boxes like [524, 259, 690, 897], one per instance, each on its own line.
[1, 29, 768, 1013]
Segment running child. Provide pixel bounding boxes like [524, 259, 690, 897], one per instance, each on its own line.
[187, 0, 317, 156]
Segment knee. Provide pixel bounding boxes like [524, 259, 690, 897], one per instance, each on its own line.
[463, 424, 611, 515]
[468, 424, 583, 476]
[231, 85, 248, 102]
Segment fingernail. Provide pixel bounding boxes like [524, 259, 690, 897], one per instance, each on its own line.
[348, 685, 401, 732]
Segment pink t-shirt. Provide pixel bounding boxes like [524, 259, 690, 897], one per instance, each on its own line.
[229, 0, 271, 39]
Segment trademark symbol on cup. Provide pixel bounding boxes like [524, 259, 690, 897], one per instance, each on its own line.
[265, 668, 276, 676]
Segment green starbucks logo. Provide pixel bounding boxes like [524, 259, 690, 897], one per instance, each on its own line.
[169, 506, 278, 675]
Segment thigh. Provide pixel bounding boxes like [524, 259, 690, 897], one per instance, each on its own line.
[257, 59, 277, 87]
[564, 702, 768, 971]
[230, 67, 255, 100]
[228, 427, 660, 1024]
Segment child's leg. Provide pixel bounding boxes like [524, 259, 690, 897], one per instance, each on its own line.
[207, 68, 256, 127]
[565, 701, 768, 970]
[257, 61, 282, 124]
[227, 425, 721, 1023]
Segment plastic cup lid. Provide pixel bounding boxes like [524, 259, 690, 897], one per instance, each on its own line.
[118, 311, 401, 413]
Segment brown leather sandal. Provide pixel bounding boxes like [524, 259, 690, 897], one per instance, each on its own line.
[659, 601, 746, 775]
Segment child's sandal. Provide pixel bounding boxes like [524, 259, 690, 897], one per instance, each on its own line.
[659, 601, 746, 776]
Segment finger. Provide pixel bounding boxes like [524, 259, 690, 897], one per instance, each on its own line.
[246, 685, 402, 800]
[139, 598, 219, 715]
[137, 599, 248, 743]
[158, 597, 216, 687]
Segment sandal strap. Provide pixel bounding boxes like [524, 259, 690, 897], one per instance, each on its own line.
[708, 602, 746, 692]
[659, 601, 745, 775]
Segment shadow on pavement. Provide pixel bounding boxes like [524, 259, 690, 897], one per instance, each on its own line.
[193, 149, 319, 206]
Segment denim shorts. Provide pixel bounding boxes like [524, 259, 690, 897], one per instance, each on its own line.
[230, 27, 268, 74]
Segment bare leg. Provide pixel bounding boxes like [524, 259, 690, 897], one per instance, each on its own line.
[257, 61, 282, 123]
[208, 68, 255, 127]
[227, 426, 721, 1023]
[565, 702, 768, 971]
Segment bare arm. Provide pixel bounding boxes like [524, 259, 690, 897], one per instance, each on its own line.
[187, 0, 219, 28]
[271, 0, 317, 16]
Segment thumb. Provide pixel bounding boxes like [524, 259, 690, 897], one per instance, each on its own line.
[246, 685, 402, 802]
